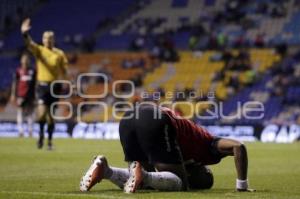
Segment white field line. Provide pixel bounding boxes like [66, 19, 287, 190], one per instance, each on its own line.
[0, 190, 132, 199]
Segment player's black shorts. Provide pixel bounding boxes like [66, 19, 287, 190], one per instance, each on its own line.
[37, 82, 61, 107]
[119, 105, 182, 164]
[17, 96, 35, 108]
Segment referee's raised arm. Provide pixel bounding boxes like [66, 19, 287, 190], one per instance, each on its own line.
[21, 18, 39, 53]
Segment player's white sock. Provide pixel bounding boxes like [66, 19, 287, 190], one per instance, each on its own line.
[17, 108, 24, 136]
[143, 171, 182, 191]
[105, 167, 130, 188]
[236, 179, 249, 190]
[27, 114, 33, 137]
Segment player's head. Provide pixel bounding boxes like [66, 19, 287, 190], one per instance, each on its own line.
[20, 53, 30, 69]
[42, 31, 55, 49]
[186, 164, 214, 190]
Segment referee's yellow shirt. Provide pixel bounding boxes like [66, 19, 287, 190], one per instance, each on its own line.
[29, 43, 68, 82]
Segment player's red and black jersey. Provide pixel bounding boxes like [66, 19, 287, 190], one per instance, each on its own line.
[15, 67, 36, 98]
[119, 104, 224, 166]
[161, 107, 222, 165]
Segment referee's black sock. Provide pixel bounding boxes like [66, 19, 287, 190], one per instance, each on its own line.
[38, 121, 45, 149]
[47, 123, 55, 145]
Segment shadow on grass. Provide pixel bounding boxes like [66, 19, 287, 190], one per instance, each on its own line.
[65, 189, 120, 194]
[66, 188, 273, 196]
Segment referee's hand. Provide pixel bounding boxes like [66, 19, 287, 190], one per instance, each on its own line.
[21, 18, 31, 33]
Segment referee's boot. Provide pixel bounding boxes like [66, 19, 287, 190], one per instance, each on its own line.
[47, 141, 53, 150]
[37, 136, 44, 149]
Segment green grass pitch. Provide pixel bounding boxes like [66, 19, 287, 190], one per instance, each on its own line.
[0, 138, 299, 199]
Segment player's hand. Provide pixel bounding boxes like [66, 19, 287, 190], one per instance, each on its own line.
[21, 18, 31, 33]
[237, 188, 256, 192]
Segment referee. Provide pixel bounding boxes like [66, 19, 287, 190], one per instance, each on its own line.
[21, 18, 68, 150]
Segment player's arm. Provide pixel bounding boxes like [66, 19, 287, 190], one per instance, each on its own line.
[215, 138, 255, 192]
[10, 72, 17, 102]
[10, 75, 17, 102]
[21, 18, 40, 56]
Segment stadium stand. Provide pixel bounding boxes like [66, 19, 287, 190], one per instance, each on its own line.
[0, 56, 18, 89]
[98, 0, 299, 49]
[58, 52, 150, 122]
[1, 0, 138, 51]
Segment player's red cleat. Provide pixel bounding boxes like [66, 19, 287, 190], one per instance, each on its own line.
[79, 155, 108, 192]
[124, 161, 144, 193]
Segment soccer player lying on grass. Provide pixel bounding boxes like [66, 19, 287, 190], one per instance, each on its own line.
[80, 104, 255, 193]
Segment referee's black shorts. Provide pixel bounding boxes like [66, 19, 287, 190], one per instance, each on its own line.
[119, 105, 182, 164]
[37, 82, 61, 107]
